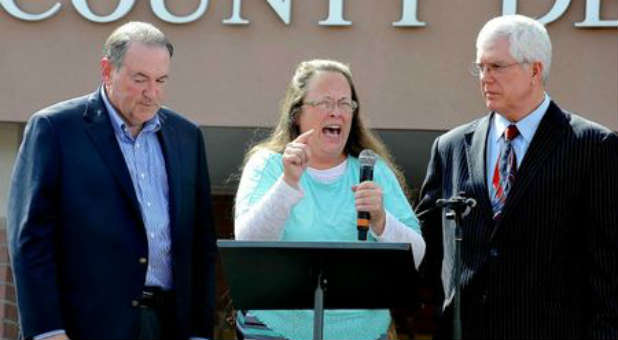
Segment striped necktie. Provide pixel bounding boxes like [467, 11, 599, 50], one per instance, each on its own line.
[491, 124, 520, 220]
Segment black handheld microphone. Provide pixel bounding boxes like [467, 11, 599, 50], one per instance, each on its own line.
[357, 149, 377, 241]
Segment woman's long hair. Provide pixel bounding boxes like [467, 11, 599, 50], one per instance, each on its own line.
[243, 59, 410, 197]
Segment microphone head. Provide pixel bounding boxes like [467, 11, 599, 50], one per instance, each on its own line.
[359, 149, 377, 167]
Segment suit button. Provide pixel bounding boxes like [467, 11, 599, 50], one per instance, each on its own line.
[139, 257, 147, 264]
[490, 248, 499, 257]
[131, 300, 139, 307]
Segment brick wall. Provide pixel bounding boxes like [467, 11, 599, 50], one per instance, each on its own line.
[0, 218, 18, 340]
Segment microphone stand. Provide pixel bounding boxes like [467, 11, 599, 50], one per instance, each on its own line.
[436, 192, 476, 340]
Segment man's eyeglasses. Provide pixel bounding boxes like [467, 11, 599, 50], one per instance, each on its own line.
[470, 61, 526, 77]
[303, 98, 358, 113]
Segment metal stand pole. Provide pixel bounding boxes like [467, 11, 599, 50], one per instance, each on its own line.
[313, 271, 326, 340]
[452, 212, 463, 340]
[437, 192, 476, 340]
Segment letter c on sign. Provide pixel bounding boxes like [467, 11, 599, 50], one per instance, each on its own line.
[72, 0, 135, 23]
[1, 0, 61, 21]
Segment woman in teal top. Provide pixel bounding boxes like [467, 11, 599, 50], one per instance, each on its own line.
[235, 59, 425, 340]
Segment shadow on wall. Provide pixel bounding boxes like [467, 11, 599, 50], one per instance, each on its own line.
[204, 127, 445, 338]
[0, 124, 443, 339]
[201, 126, 443, 203]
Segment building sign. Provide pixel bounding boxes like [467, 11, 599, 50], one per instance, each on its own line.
[1, 0, 616, 27]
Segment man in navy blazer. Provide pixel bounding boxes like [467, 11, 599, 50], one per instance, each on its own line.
[7, 22, 216, 339]
[416, 15, 618, 339]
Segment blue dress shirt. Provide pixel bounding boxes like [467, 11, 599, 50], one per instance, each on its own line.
[101, 87, 173, 289]
[486, 93, 551, 195]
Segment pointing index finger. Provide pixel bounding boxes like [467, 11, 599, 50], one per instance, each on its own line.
[294, 129, 315, 144]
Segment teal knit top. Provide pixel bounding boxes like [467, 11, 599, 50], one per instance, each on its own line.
[236, 150, 421, 340]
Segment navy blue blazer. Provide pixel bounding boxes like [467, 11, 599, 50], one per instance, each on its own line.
[7, 89, 217, 339]
[416, 102, 618, 339]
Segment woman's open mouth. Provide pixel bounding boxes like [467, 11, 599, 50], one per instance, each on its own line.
[322, 125, 342, 137]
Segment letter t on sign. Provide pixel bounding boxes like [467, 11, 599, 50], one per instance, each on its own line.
[319, 0, 351, 26]
[393, 0, 426, 27]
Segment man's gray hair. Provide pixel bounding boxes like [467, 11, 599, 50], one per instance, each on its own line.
[103, 21, 173, 69]
[476, 14, 552, 83]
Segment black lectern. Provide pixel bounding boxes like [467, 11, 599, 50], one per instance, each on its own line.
[217, 240, 418, 340]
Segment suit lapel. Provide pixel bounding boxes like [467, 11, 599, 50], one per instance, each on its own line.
[83, 90, 142, 217]
[490, 101, 567, 240]
[157, 112, 182, 241]
[465, 114, 494, 219]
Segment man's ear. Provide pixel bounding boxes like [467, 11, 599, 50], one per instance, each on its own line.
[100, 57, 113, 85]
[531, 61, 543, 81]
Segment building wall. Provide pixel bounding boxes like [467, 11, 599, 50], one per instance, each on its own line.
[1, 1, 616, 129]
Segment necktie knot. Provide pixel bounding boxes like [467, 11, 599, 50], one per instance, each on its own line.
[504, 124, 519, 141]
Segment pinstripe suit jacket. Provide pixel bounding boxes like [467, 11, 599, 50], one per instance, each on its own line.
[416, 101, 618, 339]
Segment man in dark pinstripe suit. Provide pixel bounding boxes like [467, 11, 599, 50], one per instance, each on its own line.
[416, 15, 617, 339]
